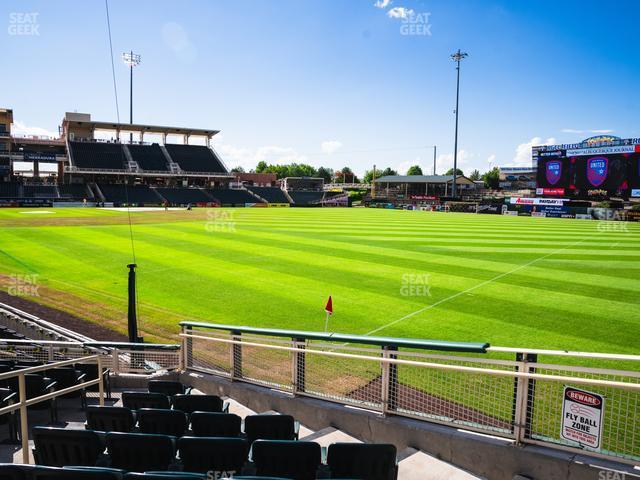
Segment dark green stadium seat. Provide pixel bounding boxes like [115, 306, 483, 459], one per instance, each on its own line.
[148, 380, 190, 397]
[32, 466, 124, 479]
[122, 391, 170, 411]
[244, 414, 297, 444]
[137, 409, 188, 436]
[86, 406, 136, 433]
[327, 443, 398, 480]
[123, 473, 205, 479]
[252, 440, 321, 480]
[190, 412, 241, 437]
[45, 367, 87, 408]
[75, 363, 112, 399]
[178, 436, 248, 474]
[106, 432, 176, 472]
[0, 463, 34, 480]
[32, 427, 104, 467]
[172, 394, 226, 415]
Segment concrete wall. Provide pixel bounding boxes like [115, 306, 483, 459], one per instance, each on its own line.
[179, 370, 639, 480]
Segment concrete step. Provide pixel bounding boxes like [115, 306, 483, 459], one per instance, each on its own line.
[300, 426, 361, 448]
[224, 397, 256, 419]
[397, 447, 484, 480]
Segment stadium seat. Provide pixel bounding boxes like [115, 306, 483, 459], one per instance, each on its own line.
[106, 432, 176, 472]
[245, 186, 289, 204]
[171, 394, 225, 415]
[0, 463, 33, 480]
[32, 466, 124, 479]
[86, 406, 136, 433]
[189, 412, 241, 437]
[251, 440, 321, 480]
[69, 141, 125, 170]
[148, 380, 190, 397]
[127, 144, 170, 172]
[327, 443, 398, 480]
[45, 367, 87, 408]
[32, 427, 104, 467]
[75, 363, 112, 399]
[164, 144, 226, 173]
[244, 414, 298, 444]
[123, 473, 205, 479]
[0, 388, 18, 442]
[122, 392, 170, 410]
[8, 374, 58, 423]
[136, 409, 188, 436]
[178, 436, 249, 474]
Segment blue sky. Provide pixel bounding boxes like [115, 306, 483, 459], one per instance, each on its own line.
[4, 0, 639, 176]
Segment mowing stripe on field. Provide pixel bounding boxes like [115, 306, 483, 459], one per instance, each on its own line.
[364, 233, 600, 336]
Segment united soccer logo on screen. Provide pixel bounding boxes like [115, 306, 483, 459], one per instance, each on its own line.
[545, 161, 562, 185]
[586, 157, 608, 187]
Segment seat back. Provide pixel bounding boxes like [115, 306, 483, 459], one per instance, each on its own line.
[0, 463, 34, 480]
[45, 368, 81, 387]
[190, 412, 241, 437]
[252, 440, 320, 480]
[148, 380, 186, 396]
[244, 414, 296, 444]
[86, 406, 135, 433]
[121, 391, 170, 410]
[172, 394, 223, 414]
[106, 432, 175, 472]
[178, 436, 248, 474]
[123, 473, 205, 479]
[137, 408, 187, 436]
[32, 427, 103, 467]
[32, 466, 123, 479]
[327, 443, 398, 480]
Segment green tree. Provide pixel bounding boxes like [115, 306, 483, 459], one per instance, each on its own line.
[316, 166, 333, 183]
[255, 161, 268, 173]
[406, 165, 423, 176]
[445, 168, 464, 176]
[482, 167, 500, 189]
[230, 166, 245, 173]
[469, 169, 481, 181]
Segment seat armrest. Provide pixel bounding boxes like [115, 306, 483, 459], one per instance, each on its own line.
[294, 420, 300, 439]
[223, 401, 230, 413]
[2, 391, 17, 404]
[77, 373, 87, 382]
[45, 380, 58, 392]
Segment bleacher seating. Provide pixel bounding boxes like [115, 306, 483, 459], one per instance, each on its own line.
[177, 437, 248, 474]
[327, 443, 398, 480]
[69, 142, 125, 170]
[205, 189, 261, 205]
[22, 185, 58, 199]
[164, 144, 226, 173]
[127, 145, 169, 172]
[289, 191, 324, 205]
[246, 186, 290, 203]
[0, 182, 22, 198]
[171, 394, 226, 415]
[153, 188, 212, 205]
[97, 184, 162, 205]
[148, 380, 190, 397]
[32, 427, 103, 467]
[58, 184, 93, 200]
[85, 406, 135, 433]
[106, 432, 176, 472]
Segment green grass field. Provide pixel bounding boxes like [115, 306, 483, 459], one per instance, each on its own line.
[0, 207, 638, 355]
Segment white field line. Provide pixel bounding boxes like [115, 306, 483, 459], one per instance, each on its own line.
[364, 234, 599, 337]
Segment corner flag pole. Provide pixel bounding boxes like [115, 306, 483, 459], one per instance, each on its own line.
[324, 295, 333, 332]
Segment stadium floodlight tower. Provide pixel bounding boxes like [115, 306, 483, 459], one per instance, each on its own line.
[122, 50, 141, 142]
[450, 49, 468, 198]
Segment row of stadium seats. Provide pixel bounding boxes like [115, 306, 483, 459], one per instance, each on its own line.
[288, 191, 325, 205]
[31, 427, 397, 479]
[97, 184, 164, 205]
[69, 142, 226, 174]
[245, 186, 290, 203]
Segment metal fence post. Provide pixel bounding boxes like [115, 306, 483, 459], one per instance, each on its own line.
[112, 349, 120, 375]
[18, 373, 29, 464]
[292, 337, 306, 394]
[97, 355, 105, 407]
[381, 346, 398, 414]
[48, 345, 54, 362]
[512, 352, 537, 443]
[185, 325, 193, 370]
[230, 330, 242, 380]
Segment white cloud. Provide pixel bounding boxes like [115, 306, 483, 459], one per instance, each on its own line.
[162, 22, 197, 63]
[11, 121, 57, 138]
[561, 128, 613, 135]
[374, 0, 392, 8]
[212, 140, 308, 172]
[387, 7, 414, 18]
[320, 140, 343, 155]
[510, 137, 556, 167]
[487, 154, 496, 166]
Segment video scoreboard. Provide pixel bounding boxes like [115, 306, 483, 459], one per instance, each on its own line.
[534, 136, 640, 198]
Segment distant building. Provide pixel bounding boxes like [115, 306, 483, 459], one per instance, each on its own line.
[373, 174, 477, 199]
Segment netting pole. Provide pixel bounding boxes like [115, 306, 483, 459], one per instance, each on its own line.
[293, 337, 306, 394]
[231, 330, 242, 380]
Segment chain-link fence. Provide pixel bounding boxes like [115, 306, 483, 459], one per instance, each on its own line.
[181, 322, 640, 466]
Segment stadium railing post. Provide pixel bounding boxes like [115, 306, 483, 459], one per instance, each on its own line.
[185, 325, 193, 370]
[112, 349, 120, 375]
[18, 373, 29, 464]
[230, 330, 243, 380]
[97, 355, 105, 407]
[512, 352, 536, 443]
[292, 337, 306, 394]
[381, 346, 398, 415]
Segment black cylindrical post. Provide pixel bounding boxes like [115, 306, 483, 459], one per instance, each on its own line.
[127, 263, 138, 343]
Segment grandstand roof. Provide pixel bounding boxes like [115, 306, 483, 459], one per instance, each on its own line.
[63, 117, 220, 138]
[374, 174, 474, 184]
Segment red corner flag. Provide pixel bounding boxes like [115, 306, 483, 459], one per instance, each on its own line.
[325, 296, 333, 315]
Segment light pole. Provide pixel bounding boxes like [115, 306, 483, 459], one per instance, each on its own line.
[450, 49, 468, 198]
[122, 51, 141, 142]
[432, 145, 437, 175]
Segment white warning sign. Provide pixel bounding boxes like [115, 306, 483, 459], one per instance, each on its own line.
[561, 386, 604, 449]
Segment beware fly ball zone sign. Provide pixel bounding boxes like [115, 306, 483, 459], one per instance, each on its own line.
[561, 386, 604, 449]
